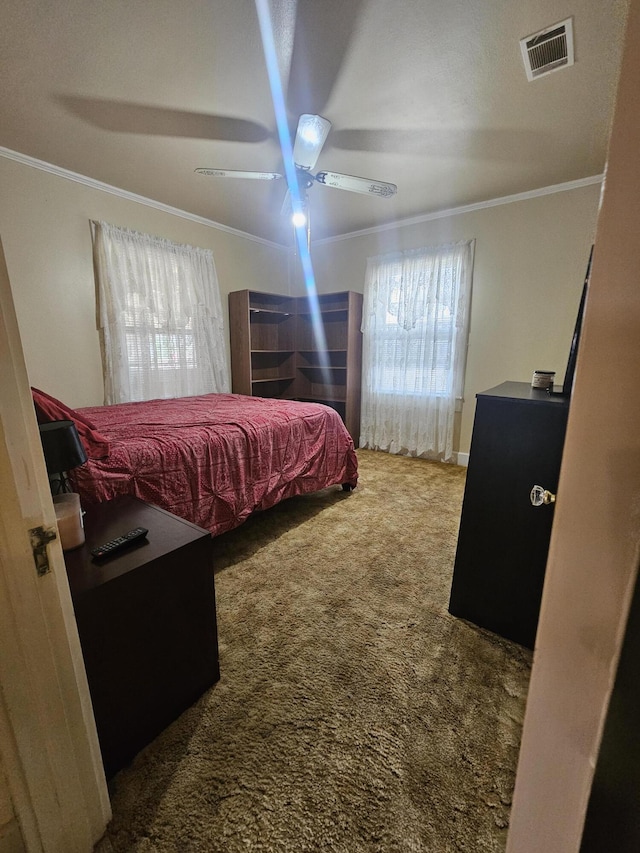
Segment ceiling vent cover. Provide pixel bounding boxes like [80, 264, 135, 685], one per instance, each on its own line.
[520, 18, 574, 81]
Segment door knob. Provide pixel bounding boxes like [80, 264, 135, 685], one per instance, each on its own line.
[530, 485, 556, 507]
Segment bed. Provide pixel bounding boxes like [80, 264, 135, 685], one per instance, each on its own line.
[32, 389, 358, 537]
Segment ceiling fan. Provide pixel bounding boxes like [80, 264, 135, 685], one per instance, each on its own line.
[194, 113, 397, 228]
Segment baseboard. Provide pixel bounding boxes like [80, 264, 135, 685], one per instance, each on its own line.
[455, 452, 470, 467]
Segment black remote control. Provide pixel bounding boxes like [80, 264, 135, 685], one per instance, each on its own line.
[91, 527, 149, 559]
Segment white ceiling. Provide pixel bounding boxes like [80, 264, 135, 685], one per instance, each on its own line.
[0, 0, 629, 245]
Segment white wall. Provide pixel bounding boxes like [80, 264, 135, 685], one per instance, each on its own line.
[306, 183, 601, 454]
[0, 155, 289, 407]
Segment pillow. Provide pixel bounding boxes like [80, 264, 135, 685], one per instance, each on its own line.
[31, 387, 110, 459]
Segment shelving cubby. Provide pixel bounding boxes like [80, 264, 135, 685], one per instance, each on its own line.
[229, 290, 296, 397]
[228, 289, 363, 442]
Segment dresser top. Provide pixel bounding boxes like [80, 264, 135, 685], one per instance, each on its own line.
[478, 381, 569, 406]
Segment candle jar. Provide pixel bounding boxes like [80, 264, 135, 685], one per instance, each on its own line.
[53, 492, 85, 551]
[531, 370, 556, 390]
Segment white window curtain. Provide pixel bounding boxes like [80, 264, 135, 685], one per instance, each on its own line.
[360, 239, 475, 462]
[92, 221, 230, 404]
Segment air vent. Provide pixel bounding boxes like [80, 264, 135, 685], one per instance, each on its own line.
[520, 17, 574, 81]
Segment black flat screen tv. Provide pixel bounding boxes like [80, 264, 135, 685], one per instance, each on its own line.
[561, 245, 593, 398]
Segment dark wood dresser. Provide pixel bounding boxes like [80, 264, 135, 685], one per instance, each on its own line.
[64, 496, 220, 778]
[448, 382, 570, 648]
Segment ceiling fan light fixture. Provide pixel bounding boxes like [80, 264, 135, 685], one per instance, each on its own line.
[193, 112, 397, 242]
[292, 114, 332, 170]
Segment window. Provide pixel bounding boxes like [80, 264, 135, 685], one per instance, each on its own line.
[376, 279, 457, 396]
[92, 221, 230, 404]
[360, 240, 474, 461]
[123, 292, 197, 373]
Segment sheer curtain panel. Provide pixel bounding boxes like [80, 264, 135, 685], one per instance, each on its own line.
[360, 240, 474, 462]
[92, 221, 230, 404]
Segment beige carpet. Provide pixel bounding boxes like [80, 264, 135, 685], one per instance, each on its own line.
[102, 449, 532, 852]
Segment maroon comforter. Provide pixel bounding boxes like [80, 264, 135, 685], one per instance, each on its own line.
[71, 393, 358, 536]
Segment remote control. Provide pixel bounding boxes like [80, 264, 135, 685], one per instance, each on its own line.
[90, 527, 149, 559]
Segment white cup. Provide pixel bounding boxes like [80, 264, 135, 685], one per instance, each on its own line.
[54, 493, 85, 551]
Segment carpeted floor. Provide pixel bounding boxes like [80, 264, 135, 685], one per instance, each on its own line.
[101, 449, 532, 852]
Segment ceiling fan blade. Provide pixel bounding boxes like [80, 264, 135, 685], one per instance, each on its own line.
[58, 96, 271, 143]
[292, 114, 331, 170]
[286, 0, 367, 117]
[330, 127, 547, 161]
[330, 128, 428, 154]
[195, 168, 283, 180]
[315, 171, 397, 198]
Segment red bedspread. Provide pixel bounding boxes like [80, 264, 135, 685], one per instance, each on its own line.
[70, 394, 358, 536]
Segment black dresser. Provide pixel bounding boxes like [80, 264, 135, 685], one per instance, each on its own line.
[448, 382, 570, 648]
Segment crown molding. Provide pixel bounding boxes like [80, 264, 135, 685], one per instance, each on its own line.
[312, 174, 604, 245]
[0, 146, 286, 251]
[1, 146, 603, 251]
